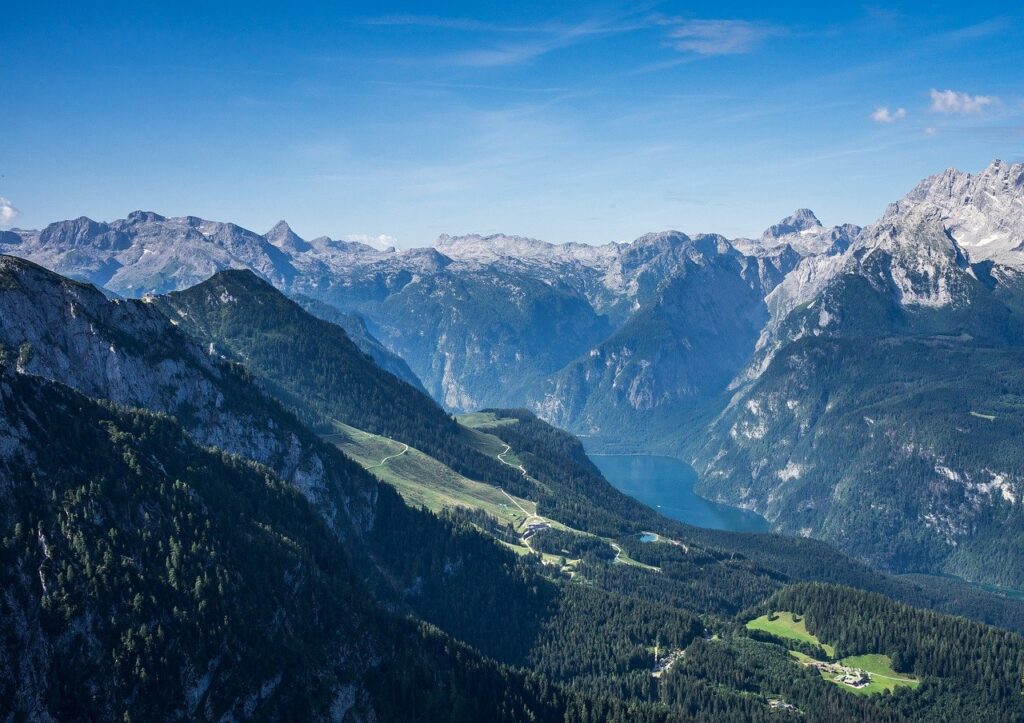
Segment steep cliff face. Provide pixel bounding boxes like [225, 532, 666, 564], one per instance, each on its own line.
[0, 256, 376, 535]
[0, 258, 586, 721]
[530, 236, 774, 448]
[349, 269, 613, 409]
[691, 161, 1024, 586]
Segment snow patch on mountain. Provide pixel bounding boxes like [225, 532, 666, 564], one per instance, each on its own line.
[760, 160, 1023, 331]
[883, 159, 1024, 266]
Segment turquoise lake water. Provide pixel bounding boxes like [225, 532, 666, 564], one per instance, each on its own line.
[591, 454, 769, 533]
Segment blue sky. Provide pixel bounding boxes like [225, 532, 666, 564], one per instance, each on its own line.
[2, 1, 1022, 244]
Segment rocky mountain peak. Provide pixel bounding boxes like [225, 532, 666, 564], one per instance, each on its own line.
[125, 210, 167, 224]
[763, 162, 1019, 329]
[37, 215, 131, 251]
[631, 229, 691, 247]
[882, 158, 1024, 264]
[761, 208, 822, 241]
[734, 209, 849, 260]
[265, 219, 312, 253]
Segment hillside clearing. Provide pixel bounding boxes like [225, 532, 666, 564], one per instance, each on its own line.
[790, 651, 919, 695]
[746, 611, 836, 657]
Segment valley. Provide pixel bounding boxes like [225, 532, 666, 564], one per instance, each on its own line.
[593, 454, 769, 533]
[9, 5, 1024, 718]
[3, 159, 1024, 721]
[9, 160, 1023, 591]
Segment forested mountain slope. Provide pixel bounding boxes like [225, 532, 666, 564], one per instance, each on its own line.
[692, 161, 1024, 587]
[290, 293, 426, 392]
[4, 257, 1024, 720]
[0, 256, 377, 537]
[0, 364, 617, 722]
[151, 270, 532, 498]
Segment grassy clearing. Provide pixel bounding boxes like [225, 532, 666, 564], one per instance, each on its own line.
[326, 424, 534, 525]
[746, 612, 836, 657]
[612, 545, 660, 571]
[790, 651, 918, 696]
[841, 654, 919, 694]
[457, 411, 520, 429]
[457, 414, 533, 472]
[322, 428, 400, 467]
[458, 423, 508, 455]
[328, 423, 660, 573]
[460, 423, 527, 466]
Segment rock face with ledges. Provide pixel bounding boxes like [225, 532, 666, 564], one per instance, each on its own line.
[1, 211, 823, 429]
[0, 255, 375, 534]
[690, 161, 1024, 587]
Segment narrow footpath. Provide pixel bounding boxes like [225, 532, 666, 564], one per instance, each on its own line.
[367, 443, 409, 469]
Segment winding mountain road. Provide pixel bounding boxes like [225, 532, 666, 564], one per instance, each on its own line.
[610, 542, 625, 564]
[367, 443, 409, 469]
[497, 444, 528, 476]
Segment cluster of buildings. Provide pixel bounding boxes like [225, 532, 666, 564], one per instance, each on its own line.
[521, 521, 550, 540]
[808, 661, 870, 689]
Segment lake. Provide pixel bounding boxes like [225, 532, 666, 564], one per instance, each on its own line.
[591, 454, 769, 533]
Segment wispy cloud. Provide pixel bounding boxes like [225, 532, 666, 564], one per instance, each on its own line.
[362, 12, 784, 70]
[361, 12, 649, 68]
[444, 35, 578, 67]
[932, 16, 1012, 43]
[667, 19, 781, 56]
[0, 198, 19, 229]
[870, 106, 907, 123]
[315, 98, 577, 202]
[929, 88, 999, 114]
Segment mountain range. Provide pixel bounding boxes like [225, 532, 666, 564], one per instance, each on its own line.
[4, 244, 1024, 719]
[4, 159, 1023, 590]
[692, 160, 1024, 586]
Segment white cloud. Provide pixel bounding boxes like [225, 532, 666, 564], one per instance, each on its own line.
[0, 198, 19, 229]
[668, 19, 779, 56]
[929, 89, 998, 114]
[924, 127, 938, 136]
[341, 233, 398, 251]
[870, 106, 907, 123]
